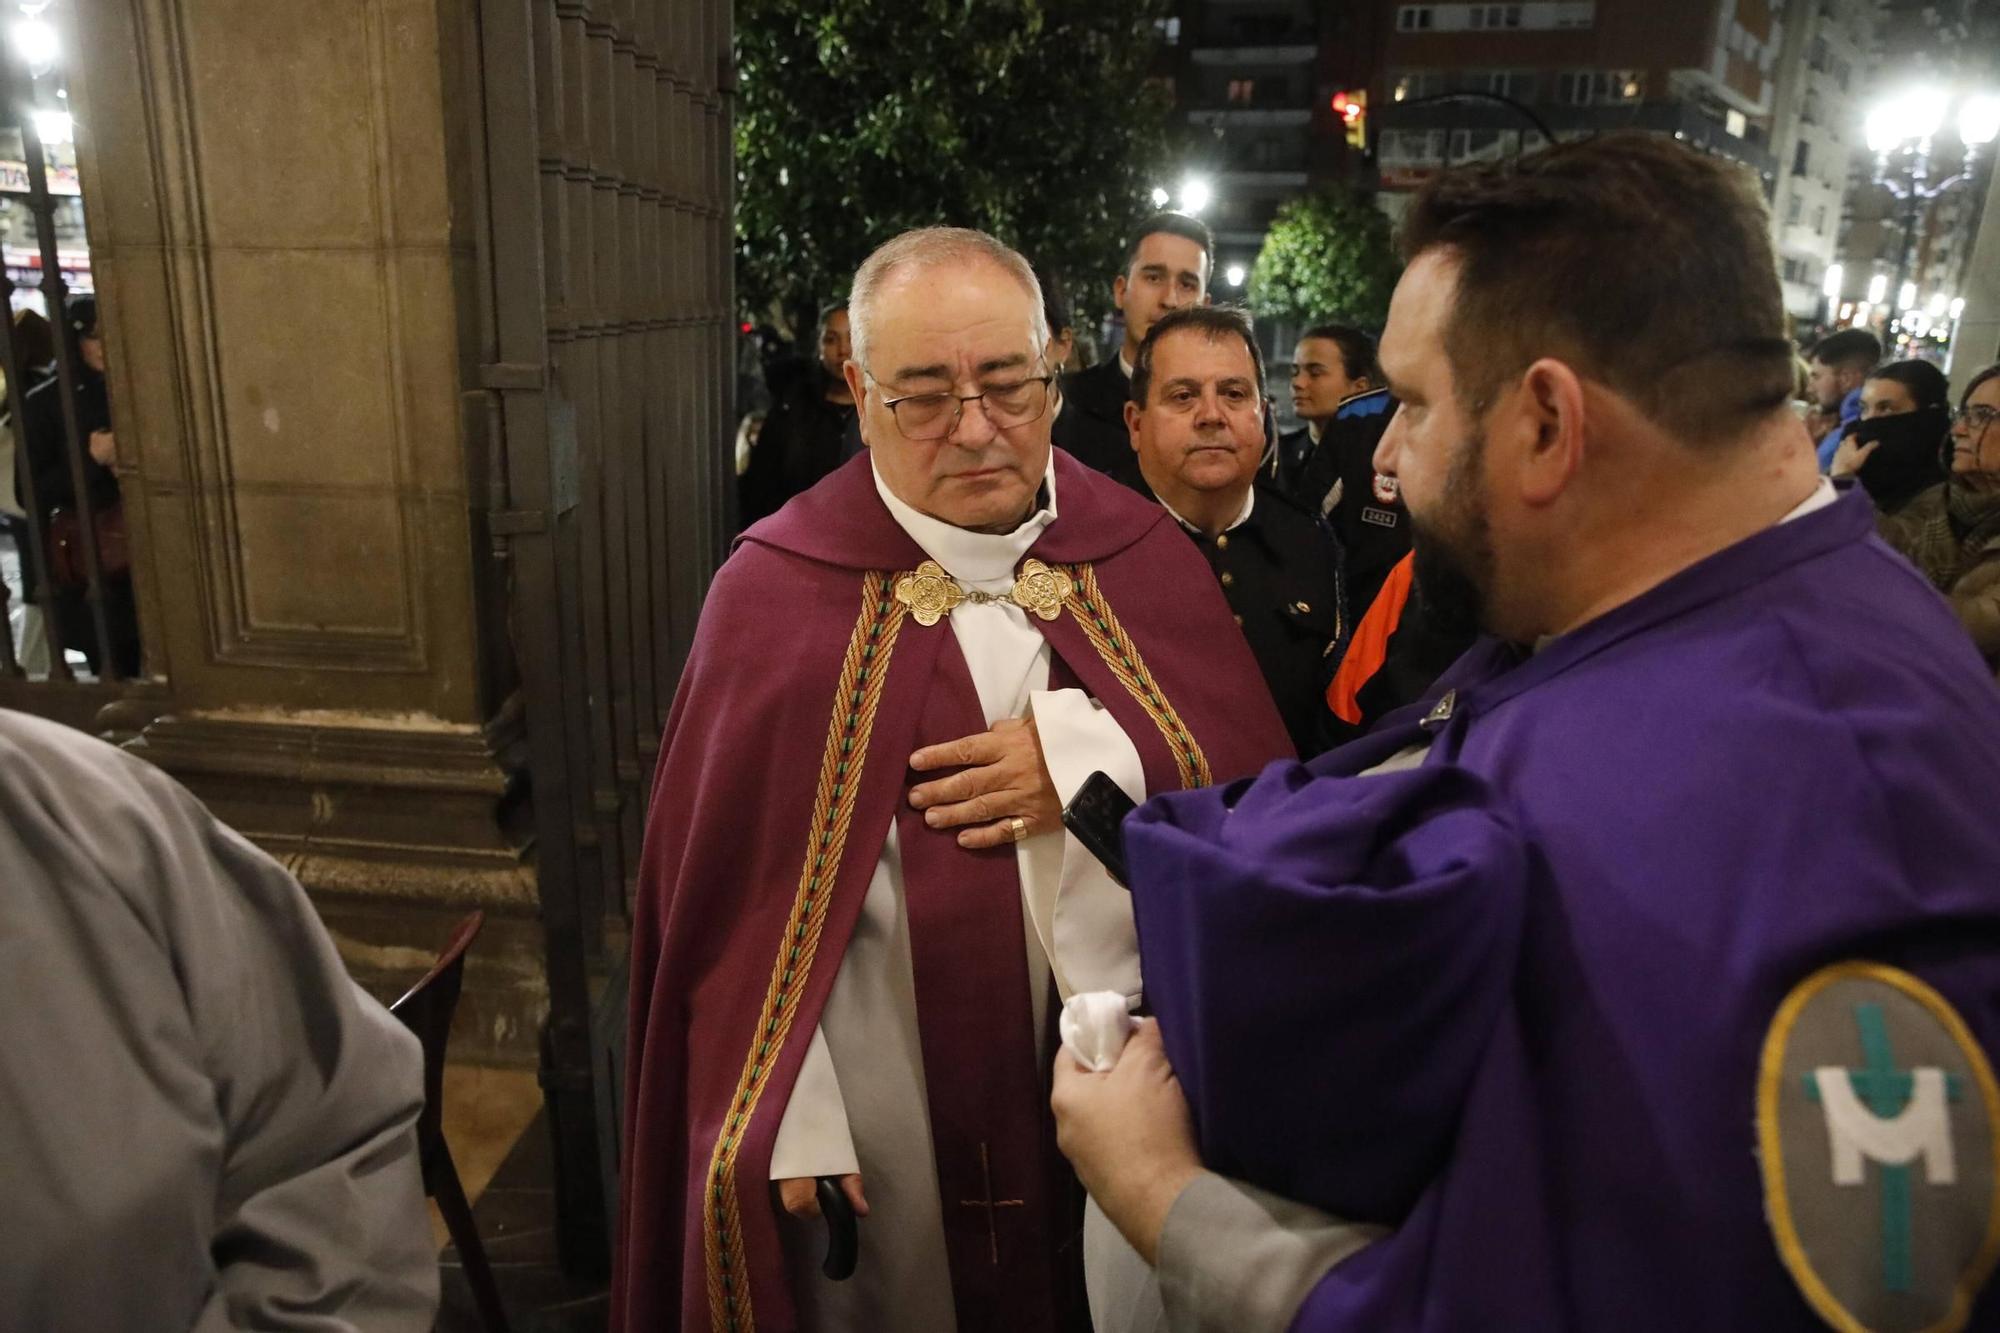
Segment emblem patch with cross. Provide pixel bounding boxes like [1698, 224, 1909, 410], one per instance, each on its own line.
[1758, 963, 2000, 1333]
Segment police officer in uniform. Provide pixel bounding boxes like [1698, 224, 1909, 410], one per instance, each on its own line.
[1125, 305, 1342, 756]
[1285, 384, 1408, 623]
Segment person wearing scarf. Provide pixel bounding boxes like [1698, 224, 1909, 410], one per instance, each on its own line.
[1875, 363, 2000, 679]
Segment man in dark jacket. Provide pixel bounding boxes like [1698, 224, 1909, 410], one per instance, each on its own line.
[1126, 305, 1342, 755]
[1053, 213, 1213, 485]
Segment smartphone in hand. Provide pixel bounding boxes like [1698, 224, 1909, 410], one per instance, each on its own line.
[1060, 771, 1138, 887]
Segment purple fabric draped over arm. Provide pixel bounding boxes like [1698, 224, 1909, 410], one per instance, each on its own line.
[1126, 762, 1529, 1224]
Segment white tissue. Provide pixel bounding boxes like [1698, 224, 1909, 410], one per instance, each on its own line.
[1060, 991, 1139, 1072]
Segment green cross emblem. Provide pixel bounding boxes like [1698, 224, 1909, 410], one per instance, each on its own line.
[1804, 1003, 1965, 1293]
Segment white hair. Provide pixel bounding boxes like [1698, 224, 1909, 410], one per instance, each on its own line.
[847, 227, 1049, 372]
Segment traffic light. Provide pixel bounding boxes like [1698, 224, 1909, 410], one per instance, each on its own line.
[1332, 90, 1368, 149]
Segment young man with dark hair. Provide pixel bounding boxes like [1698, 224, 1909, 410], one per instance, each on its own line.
[1055, 132, 2000, 1333]
[1125, 306, 1343, 755]
[1807, 326, 1882, 470]
[1277, 324, 1379, 487]
[1052, 213, 1213, 481]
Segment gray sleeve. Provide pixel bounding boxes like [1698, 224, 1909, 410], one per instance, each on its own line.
[181, 817, 438, 1332]
[1156, 1172, 1387, 1333]
[0, 716, 436, 1332]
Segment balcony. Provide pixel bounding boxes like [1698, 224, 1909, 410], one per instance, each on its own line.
[1376, 97, 1777, 177]
[1190, 16, 1316, 49]
[1187, 106, 1314, 129]
[1215, 168, 1311, 190]
[1189, 44, 1316, 66]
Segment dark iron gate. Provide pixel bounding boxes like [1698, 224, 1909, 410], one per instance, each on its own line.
[467, 0, 734, 1272]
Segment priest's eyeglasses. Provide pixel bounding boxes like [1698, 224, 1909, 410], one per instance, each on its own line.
[864, 369, 1054, 441]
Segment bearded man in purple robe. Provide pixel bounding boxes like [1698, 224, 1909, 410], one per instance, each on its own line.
[1053, 132, 2000, 1333]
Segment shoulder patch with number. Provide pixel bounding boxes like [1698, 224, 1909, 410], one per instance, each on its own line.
[1758, 961, 2000, 1332]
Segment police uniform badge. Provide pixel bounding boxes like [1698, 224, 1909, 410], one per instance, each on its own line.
[1758, 962, 2000, 1332]
[1371, 472, 1400, 503]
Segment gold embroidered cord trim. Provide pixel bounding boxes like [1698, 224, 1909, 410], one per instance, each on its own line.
[702, 572, 908, 1333]
[1062, 563, 1213, 790]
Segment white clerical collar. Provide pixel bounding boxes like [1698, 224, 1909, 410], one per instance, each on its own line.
[1161, 486, 1255, 538]
[871, 458, 1058, 590]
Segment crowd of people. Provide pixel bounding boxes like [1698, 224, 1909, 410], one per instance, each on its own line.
[733, 209, 1467, 760]
[1808, 330, 2000, 676]
[9, 120, 2000, 1333]
[1, 295, 142, 679]
[736, 208, 2000, 761]
[625, 129, 2000, 1333]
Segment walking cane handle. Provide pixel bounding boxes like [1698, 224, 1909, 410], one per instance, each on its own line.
[816, 1176, 859, 1281]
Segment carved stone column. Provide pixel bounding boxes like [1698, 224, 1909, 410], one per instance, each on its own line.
[72, 0, 543, 1060]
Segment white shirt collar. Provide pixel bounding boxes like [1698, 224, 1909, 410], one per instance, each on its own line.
[1782, 477, 1838, 523]
[1117, 354, 1134, 380]
[1161, 486, 1256, 538]
[871, 457, 1058, 590]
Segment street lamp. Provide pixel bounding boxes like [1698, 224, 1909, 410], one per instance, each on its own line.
[1961, 94, 2000, 149]
[1224, 263, 1246, 288]
[8, 17, 55, 69]
[1150, 186, 1170, 209]
[1866, 86, 1999, 344]
[1178, 175, 1213, 215]
[29, 108, 68, 146]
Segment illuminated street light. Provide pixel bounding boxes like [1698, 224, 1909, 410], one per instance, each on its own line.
[1868, 274, 1888, 304]
[9, 17, 55, 67]
[1224, 263, 1246, 287]
[1150, 186, 1170, 209]
[1867, 87, 1998, 334]
[30, 109, 69, 145]
[1961, 94, 2000, 148]
[1867, 88, 1949, 153]
[1178, 175, 1213, 215]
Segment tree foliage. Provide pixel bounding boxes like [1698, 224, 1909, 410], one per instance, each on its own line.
[734, 0, 1175, 334]
[1247, 188, 1401, 331]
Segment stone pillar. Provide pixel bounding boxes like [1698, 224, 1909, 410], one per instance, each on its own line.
[71, 0, 543, 1061]
[1951, 162, 2000, 393]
